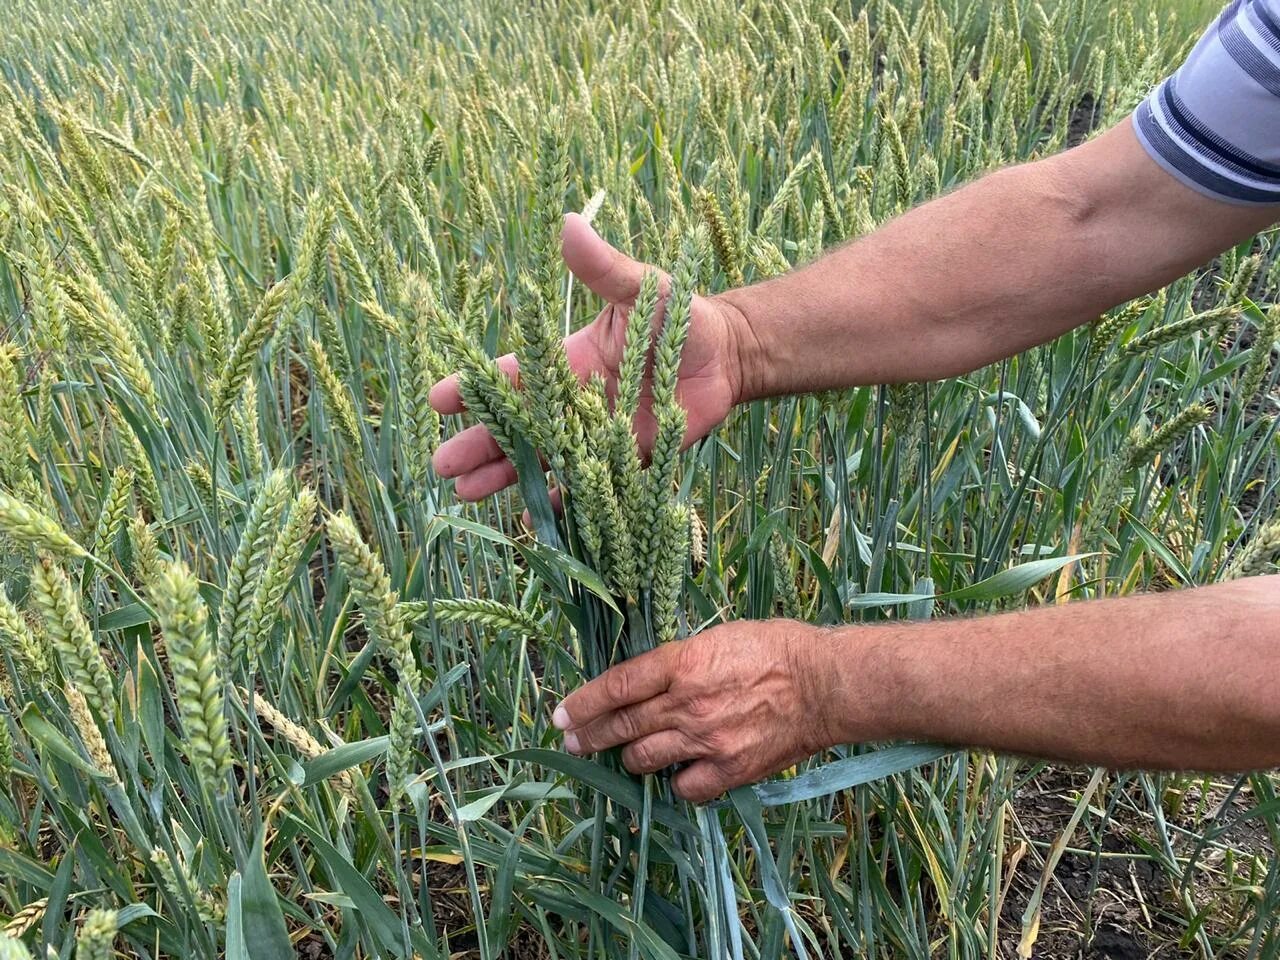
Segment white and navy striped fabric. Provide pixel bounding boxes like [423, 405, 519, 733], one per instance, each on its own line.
[1134, 0, 1280, 205]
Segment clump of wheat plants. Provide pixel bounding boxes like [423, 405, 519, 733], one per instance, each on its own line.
[0, 0, 1273, 957]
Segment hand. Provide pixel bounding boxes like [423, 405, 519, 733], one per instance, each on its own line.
[428, 213, 751, 500]
[551, 620, 834, 803]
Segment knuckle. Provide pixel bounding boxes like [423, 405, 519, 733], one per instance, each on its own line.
[672, 638, 702, 674]
[685, 694, 716, 722]
[615, 709, 640, 742]
[604, 666, 632, 704]
[700, 726, 729, 754]
[625, 740, 655, 773]
[721, 752, 751, 780]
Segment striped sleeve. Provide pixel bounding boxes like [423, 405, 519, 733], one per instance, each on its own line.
[1133, 0, 1280, 205]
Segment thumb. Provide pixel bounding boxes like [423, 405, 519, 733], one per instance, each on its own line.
[561, 212, 648, 304]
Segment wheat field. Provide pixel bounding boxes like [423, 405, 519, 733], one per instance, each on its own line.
[0, 0, 1275, 957]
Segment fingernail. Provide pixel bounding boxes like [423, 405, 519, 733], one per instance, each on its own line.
[563, 731, 580, 753]
[552, 704, 571, 730]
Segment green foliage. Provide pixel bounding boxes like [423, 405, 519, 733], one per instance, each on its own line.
[0, 0, 1272, 957]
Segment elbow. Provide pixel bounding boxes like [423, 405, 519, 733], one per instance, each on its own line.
[1027, 148, 1103, 232]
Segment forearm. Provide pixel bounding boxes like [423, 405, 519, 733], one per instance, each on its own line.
[823, 577, 1280, 771]
[721, 119, 1278, 400]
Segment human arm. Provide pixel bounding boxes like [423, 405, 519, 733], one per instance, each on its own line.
[429, 119, 1279, 498]
[554, 576, 1280, 803]
[725, 118, 1280, 398]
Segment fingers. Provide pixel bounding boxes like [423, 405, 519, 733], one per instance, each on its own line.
[454, 458, 518, 501]
[553, 644, 679, 731]
[564, 695, 675, 756]
[428, 354, 521, 499]
[520, 487, 563, 529]
[428, 354, 520, 415]
[562, 212, 647, 304]
[621, 729, 707, 775]
[431, 425, 516, 501]
[432, 424, 504, 479]
[672, 761, 731, 805]
[427, 373, 464, 415]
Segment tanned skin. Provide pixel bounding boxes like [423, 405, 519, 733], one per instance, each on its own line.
[430, 118, 1280, 804]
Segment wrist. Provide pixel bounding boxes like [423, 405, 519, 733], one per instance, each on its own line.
[812, 622, 918, 746]
[712, 287, 772, 404]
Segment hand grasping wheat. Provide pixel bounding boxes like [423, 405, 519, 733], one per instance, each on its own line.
[428, 212, 750, 500]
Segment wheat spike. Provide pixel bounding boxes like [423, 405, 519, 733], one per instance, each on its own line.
[240, 487, 317, 671]
[154, 560, 232, 793]
[242, 687, 355, 797]
[400, 597, 544, 637]
[216, 470, 291, 668]
[0, 932, 32, 960]
[212, 280, 291, 424]
[304, 335, 362, 448]
[1224, 520, 1280, 580]
[0, 347, 31, 490]
[0, 493, 86, 560]
[128, 516, 163, 587]
[0, 585, 46, 680]
[2, 900, 46, 941]
[651, 504, 690, 644]
[1240, 305, 1279, 405]
[1120, 403, 1211, 472]
[31, 558, 114, 717]
[149, 848, 224, 924]
[91, 467, 133, 561]
[65, 685, 117, 782]
[74, 909, 117, 960]
[1120, 305, 1236, 357]
[643, 230, 704, 583]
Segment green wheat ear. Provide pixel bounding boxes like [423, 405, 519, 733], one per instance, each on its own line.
[643, 228, 706, 585]
[304, 335, 362, 448]
[212, 280, 291, 424]
[1224, 519, 1280, 580]
[1120, 403, 1211, 472]
[1240, 305, 1279, 405]
[616, 269, 660, 424]
[218, 470, 292, 668]
[0, 493, 87, 560]
[74, 909, 118, 960]
[90, 467, 133, 562]
[153, 560, 232, 795]
[326, 511, 420, 804]
[0, 931, 32, 960]
[31, 558, 114, 719]
[128, 516, 163, 587]
[242, 487, 317, 673]
[695, 188, 743, 286]
[0, 584, 46, 681]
